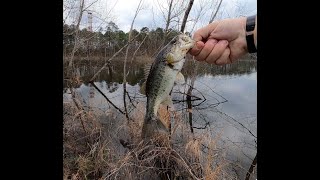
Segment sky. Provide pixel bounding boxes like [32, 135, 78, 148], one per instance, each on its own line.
[64, 0, 257, 33]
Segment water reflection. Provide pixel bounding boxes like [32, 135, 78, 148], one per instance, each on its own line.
[63, 59, 256, 89]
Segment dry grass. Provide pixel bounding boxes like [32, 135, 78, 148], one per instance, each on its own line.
[63, 95, 236, 180]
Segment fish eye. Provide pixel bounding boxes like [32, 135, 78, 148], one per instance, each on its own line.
[171, 38, 177, 44]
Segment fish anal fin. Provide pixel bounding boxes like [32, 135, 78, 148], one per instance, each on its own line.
[174, 72, 185, 85]
[161, 95, 173, 107]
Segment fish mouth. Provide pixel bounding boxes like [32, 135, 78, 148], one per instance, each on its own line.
[180, 40, 195, 53]
[178, 35, 195, 50]
[183, 41, 195, 49]
[166, 34, 195, 64]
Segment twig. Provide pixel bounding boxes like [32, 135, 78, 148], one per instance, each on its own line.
[196, 80, 228, 103]
[126, 91, 137, 108]
[209, 0, 223, 23]
[130, 33, 148, 65]
[193, 122, 210, 130]
[89, 33, 140, 82]
[225, 137, 254, 161]
[218, 111, 257, 139]
[68, 0, 85, 69]
[171, 149, 201, 180]
[123, 0, 144, 122]
[89, 81, 125, 115]
[69, 88, 87, 133]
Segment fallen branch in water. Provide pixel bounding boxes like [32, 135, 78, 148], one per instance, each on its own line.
[126, 91, 137, 108]
[172, 92, 202, 103]
[193, 122, 210, 130]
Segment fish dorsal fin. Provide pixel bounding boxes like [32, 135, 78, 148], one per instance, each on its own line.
[143, 63, 153, 80]
[140, 62, 153, 96]
[174, 72, 185, 85]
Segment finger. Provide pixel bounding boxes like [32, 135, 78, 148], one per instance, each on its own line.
[194, 39, 218, 61]
[189, 41, 204, 56]
[215, 47, 231, 65]
[204, 40, 229, 64]
[193, 21, 219, 42]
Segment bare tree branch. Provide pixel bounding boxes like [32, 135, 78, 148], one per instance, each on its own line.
[89, 33, 140, 82]
[126, 91, 137, 109]
[180, 0, 194, 32]
[218, 111, 257, 139]
[63, 0, 77, 25]
[164, 0, 173, 34]
[209, 0, 223, 23]
[83, 0, 99, 12]
[68, 0, 85, 69]
[123, 0, 144, 121]
[193, 122, 210, 129]
[130, 34, 148, 65]
[187, 0, 211, 34]
[89, 82, 125, 114]
[69, 88, 87, 133]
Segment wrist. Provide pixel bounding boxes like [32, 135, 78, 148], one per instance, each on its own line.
[253, 16, 257, 48]
[245, 15, 257, 53]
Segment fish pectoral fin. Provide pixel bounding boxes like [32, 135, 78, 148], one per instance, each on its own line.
[161, 95, 173, 107]
[139, 81, 146, 95]
[174, 72, 185, 85]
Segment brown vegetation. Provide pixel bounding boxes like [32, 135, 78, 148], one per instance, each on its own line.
[63, 99, 235, 179]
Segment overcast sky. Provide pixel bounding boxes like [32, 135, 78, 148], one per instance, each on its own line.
[65, 0, 256, 33]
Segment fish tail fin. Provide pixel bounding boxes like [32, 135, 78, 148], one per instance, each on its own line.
[141, 115, 169, 140]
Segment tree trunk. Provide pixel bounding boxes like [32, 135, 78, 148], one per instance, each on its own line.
[209, 0, 223, 24]
[180, 0, 194, 32]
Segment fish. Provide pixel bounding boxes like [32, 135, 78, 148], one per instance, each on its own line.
[140, 33, 195, 139]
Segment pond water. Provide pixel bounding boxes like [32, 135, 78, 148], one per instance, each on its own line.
[63, 58, 257, 179]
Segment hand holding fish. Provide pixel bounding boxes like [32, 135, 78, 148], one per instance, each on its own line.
[189, 15, 257, 65]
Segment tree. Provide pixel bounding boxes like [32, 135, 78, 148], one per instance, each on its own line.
[117, 30, 128, 47]
[140, 27, 149, 33]
[131, 29, 139, 38]
[106, 21, 119, 32]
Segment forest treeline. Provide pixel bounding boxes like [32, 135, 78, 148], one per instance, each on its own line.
[63, 21, 189, 58]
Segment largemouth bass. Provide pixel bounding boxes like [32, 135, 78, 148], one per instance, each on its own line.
[141, 33, 195, 139]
